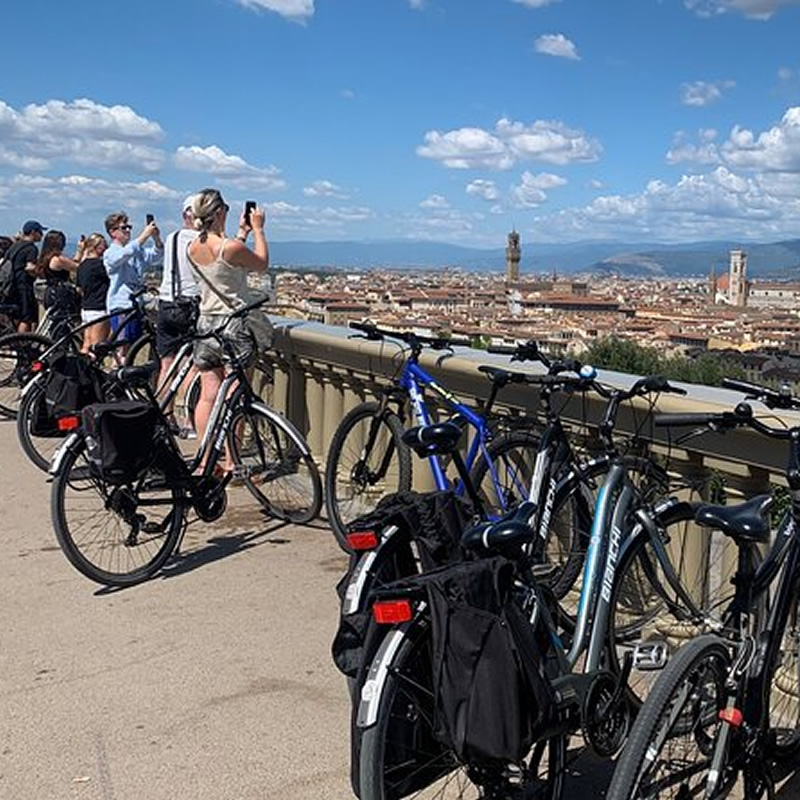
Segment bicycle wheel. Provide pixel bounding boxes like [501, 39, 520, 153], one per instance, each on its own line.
[16, 379, 66, 472]
[605, 635, 731, 800]
[0, 332, 53, 418]
[767, 593, 800, 760]
[125, 333, 160, 373]
[228, 404, 322, 524]
[358, 621, 566, 800]
[50, 434, 185, 586]
[325, 402, 412, 551]
[608, 500, 741, 705]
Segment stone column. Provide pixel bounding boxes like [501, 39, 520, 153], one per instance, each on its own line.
[304, 365, 325, 465]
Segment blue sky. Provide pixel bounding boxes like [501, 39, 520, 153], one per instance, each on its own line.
[3, 0, 800, 250]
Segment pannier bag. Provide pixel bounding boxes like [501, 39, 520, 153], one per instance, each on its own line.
[332, 490, 474, 678]
[82, 400, 159, 484]
[44, 353, 105, 419]
[413, 556, 555, 764]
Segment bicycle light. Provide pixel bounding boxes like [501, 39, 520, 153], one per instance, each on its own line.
[718, 707, 743, 727]
[347, 530, 379, 551]
[56, 416, 80, 431]
[373, 599, 413, 624]
[31, 360, 44, 373]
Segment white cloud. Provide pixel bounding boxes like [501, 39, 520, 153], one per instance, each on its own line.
[684, 0, 800, 19]
[466, 179, 499, 201]
[418, 117, 601, 170]
[303, 179, 347, 198]
[235, 0, 314, 22]
[174, 144, 286, 190]
[667, 128, 722, 165]
[420, 194, 449, 209]
[680, 80, 735, 106]
[511, 0, 561, 7]
[409, 0, 424, 8]
[0, 98, 165, 173]
[534, 33, 580, 60]
[511, 171, 567, 207]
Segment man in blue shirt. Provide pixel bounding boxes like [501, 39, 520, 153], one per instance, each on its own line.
[103, 211, 163, 342]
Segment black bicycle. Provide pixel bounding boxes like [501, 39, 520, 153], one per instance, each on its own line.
[49, 298, 322, 587]
[607, 377, 800, 800]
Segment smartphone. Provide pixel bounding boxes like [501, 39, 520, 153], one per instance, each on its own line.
[146, 213, 155, 225]
[244, 201, 256, 226]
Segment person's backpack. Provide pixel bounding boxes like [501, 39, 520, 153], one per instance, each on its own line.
[0, 241, 26, 309]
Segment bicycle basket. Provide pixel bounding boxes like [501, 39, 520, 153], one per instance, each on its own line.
[82, 400, 160, 484]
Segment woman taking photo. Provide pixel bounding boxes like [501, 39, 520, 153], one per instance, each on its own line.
[37, 230, 81, 334]
[75, 233, 110, 353]
[187, 188, 268, 457]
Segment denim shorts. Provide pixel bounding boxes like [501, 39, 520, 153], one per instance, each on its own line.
[193, 314, 255, 370]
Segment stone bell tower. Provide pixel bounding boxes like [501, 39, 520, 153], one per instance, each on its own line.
[506, 230, 521, 283]
[729, 249, 747, 307]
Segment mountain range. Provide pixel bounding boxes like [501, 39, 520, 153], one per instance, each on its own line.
[268, 238, 800, 279]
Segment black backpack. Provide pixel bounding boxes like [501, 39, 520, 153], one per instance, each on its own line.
[82, 400, 160, 484]
[0, 241, 26, 309]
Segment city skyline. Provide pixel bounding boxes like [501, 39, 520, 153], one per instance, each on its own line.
[3, 1, 800, 247]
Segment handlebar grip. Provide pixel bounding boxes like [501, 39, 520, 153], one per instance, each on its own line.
[722, 377, 768, 395]
[487, 345, 518, 355]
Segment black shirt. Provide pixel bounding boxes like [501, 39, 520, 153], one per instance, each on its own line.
[76, 257, 109, 311]
[10, 241, 37, 280]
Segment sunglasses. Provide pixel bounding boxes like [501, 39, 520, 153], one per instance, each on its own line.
[115, 224, 133, 232]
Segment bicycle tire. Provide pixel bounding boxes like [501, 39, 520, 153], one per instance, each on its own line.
[605, 634, 731, 800]
[125, 333, 160, 373]
[767, 592, 800, 760]
[607, 499, 742, 706]
[227, 403, 322, 524]
[358, 619, 567, 800]
[325, 402, 412, 551]
[50, 434, 185, 586]
[16, 379, 66, 472]
[0, 332, 53, 418]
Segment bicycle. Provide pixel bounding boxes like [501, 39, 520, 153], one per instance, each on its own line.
[354, 376, 740, 800]
[324, 324, 561, 550]
[606, 378, 800, 800]
[48, 298, 322, 586]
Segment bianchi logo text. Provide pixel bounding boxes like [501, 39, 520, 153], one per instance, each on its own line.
[600, 524, 622, 602]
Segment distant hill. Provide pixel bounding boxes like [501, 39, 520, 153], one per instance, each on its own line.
[264, 237, 800, 278]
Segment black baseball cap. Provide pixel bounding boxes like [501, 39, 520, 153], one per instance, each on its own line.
[22, 220, 47, 235]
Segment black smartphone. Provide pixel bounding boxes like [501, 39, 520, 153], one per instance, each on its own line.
[244, 201, 256, 226]
[146, 213, 155, 225]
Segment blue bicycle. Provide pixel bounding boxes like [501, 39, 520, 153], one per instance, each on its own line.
[323, 322, 544, 550]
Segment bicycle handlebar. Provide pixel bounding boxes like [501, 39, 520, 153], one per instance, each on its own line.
[348, 320, 469, 351]
[721, 377, 800, 411]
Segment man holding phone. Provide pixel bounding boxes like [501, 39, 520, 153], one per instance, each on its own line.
[103, 211, 163, 344]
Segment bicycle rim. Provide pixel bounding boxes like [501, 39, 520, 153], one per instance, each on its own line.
[0, 333, 53, 418]
[767, 595, 800, 759]
[51, 437, 184, 586]
[228, 407, 322, 524]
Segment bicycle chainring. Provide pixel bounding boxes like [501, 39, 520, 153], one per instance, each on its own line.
[582, 671, 631, 758]
[194, 477, 228, 522]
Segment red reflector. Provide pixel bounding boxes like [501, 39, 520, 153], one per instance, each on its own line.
[719, 707, 743, 727]
[31, 361, 43, 372]
[347, 530, 379, 550]
[373, 599, 413, 625]
[57, 416, 80, 431]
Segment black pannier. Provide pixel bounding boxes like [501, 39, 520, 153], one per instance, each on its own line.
[82, 400, 159, 484]
[44, 353, 105, 419]
[411, 556, 555, 764]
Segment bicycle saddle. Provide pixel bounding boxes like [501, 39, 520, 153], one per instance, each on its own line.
[461, 502, 536, 556]
[401, 421, 462, 457]
[694, 494, 773, 544]
[112, 361, 159, 388]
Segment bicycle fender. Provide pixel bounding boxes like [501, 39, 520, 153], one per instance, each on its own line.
[250, 402, 313, 457]
[49, 431, 82, 476]
[356, 617, 421, 729]
[343, 524, 400, 616]
[20, 371, 44, 399]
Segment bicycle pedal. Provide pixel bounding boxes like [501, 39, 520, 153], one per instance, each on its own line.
[632, 641, 669, 671]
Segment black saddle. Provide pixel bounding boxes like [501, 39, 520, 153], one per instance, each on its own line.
[694, 494, 773, 544]
[462, 502, 536, 556]
[401, 421, 463, 458]
[111, 361, 159, 388]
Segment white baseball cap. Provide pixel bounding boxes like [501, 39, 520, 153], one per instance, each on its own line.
[182, 194, 197, 213]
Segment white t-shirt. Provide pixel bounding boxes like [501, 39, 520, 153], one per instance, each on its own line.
[158, 228, 200, 301]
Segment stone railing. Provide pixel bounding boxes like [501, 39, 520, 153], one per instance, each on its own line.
[264, 316, 794, 503]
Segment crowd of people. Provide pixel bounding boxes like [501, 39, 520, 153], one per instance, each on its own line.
[0, 189, 270, 446]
